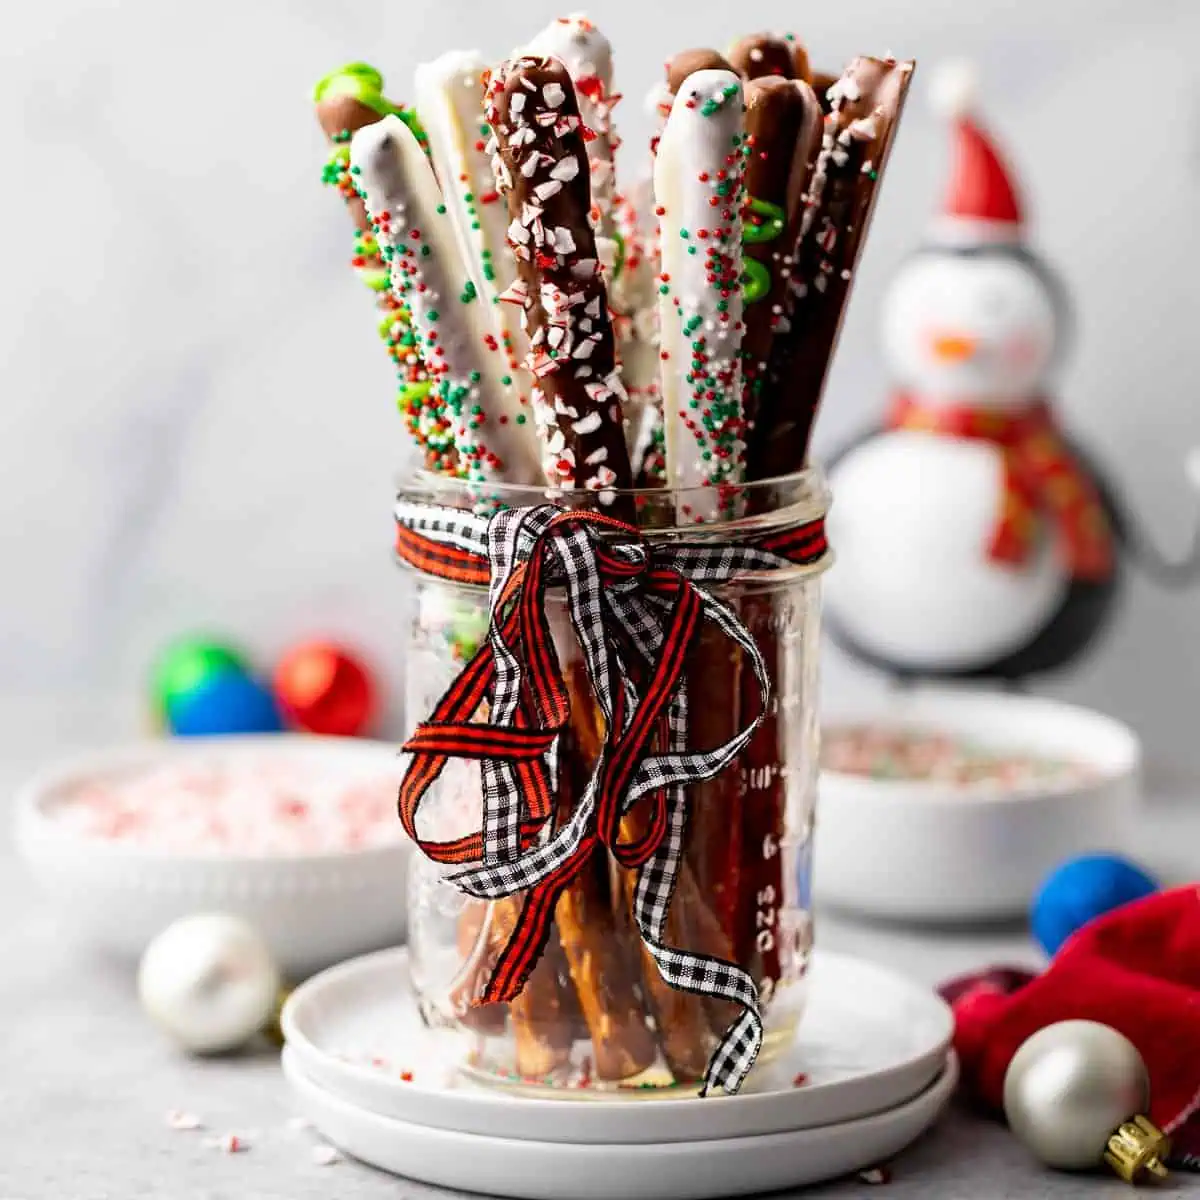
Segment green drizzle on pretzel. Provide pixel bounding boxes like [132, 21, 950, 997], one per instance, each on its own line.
[312, 62, 428, 147]
[741, 196, 786, 304]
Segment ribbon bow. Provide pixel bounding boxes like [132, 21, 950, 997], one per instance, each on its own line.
[395, 500, 828, 1095]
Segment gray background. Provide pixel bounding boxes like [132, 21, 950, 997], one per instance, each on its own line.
[3, 0, 1200, 772]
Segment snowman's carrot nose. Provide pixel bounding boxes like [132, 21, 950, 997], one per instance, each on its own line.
[929, 332, 978, 362]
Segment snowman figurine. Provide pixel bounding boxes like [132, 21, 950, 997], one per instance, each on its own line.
[826, 65, 1198, 683]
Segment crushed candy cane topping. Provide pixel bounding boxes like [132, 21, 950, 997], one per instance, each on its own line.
[50, 759, 407, 854]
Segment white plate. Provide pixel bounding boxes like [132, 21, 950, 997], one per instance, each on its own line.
[815, 688, 1141, 920]
[284, 1044, 957, 1199]
[14, 735, 413, 977]
[281, 947, 953, 1143]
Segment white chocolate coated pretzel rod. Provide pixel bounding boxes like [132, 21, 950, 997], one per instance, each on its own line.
[414, 51, 535, 417]
[654, 68, 747, 521]
[351, 115, 544, 486]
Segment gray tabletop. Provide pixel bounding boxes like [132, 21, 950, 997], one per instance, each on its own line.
[3, 724, 1198, 1200]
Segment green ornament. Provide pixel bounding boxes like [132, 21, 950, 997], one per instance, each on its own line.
[153, 637, 249, 719]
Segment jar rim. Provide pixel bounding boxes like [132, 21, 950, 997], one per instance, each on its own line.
[394, 466, 830, 538]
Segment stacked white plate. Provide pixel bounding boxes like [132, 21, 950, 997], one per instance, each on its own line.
[281, 948, 958, 1198]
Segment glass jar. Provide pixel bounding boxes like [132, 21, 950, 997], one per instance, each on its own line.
[398, 470, 830, 1096]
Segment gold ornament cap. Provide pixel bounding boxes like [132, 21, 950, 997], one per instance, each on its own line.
[1104, 1115, 1171, 1184]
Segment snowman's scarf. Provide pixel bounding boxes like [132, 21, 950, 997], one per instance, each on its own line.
[888, 394, 1114, 581]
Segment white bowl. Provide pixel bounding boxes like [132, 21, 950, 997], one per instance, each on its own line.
[814, 689, 1141, 921]
[14, 735, 413, 978]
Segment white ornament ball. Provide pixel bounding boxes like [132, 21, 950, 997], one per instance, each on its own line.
[138, 913, 281, 1054]
[1003, 1020, 1149, 1170]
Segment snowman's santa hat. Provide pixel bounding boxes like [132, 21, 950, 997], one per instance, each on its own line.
[929, 60, 1025, 247]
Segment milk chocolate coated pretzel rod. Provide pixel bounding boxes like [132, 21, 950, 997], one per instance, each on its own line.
[487, 56, 635, 515]
[725, 78, 823, 1000]
[351, 116, 545, 487]
[314, 66, 454, 470]
[415, 51, 536, 442]
[728, 33, 807, 82]
[739, 75, 824, 436]
[749, 56, 913, 479]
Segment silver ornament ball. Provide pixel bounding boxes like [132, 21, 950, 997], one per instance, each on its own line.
[1003, 1020, 1149, 1170]
[138, 913, 281, 1054]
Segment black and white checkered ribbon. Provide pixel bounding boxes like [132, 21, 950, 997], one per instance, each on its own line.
[396, 499, 827, 1095]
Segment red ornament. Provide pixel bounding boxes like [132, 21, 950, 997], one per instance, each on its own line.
[274, 641, 377, 737]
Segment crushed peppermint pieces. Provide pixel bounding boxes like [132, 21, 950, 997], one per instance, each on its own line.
[311, 1144, 343, 1167]
[165, 1110, 203, 1131]
[857, 1166, 893, 1185]
[205, 1133, 250, 1154]
[52, 759, 407, 855]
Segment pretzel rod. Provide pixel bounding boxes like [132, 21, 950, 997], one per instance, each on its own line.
[558, 661, 659, 1081]
[612, 185, 663, 472]
[314, 66, 456, 470]
[524, 18, 656, 467]
[453, 899, 511, 1035]
[487, 55, 634, 511]
[681, 619, 744, 949]
[612, 842, 713, 1084]
[526, 15, 620, 240]
[351, 115, 545, 486]
[414, 51, 536, 434]
[811, 70, 839, 113]
[728, 33, 807, 82]
[654, 68, 748, 522]
[485, 897, 582, 1076]
[739, 76, 824, 440]
[750, 56, 913, 479]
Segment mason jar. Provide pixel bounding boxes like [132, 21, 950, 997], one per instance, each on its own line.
[397, 470, 830, 1096]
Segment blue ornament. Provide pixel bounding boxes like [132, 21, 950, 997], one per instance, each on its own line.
[1031, 854, 1159, 957]
[166, 671, 284, 737]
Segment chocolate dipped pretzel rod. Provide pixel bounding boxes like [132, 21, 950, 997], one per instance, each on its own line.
[414, 51, 536, 440]
[739, 75, 824, 437]
[728, 32, 811, 82]
[351, 115, 545, 487]
[750, 55, 913, 479]
[524, 17, 656, 467]
[654, 68, 748, 522]
[314, 65, 454, 470]
[526, 15, 620, 240]
[486, 55, 634, 511]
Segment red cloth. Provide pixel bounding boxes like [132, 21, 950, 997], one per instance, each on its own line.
[887, 393, 1115, 582]
[941, 886, 1200, 1169]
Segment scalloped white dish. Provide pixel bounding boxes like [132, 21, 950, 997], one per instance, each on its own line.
[815, 688, 1141, 920]
[281, 946, 953, 1143]
[14, 735, 413, 977]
